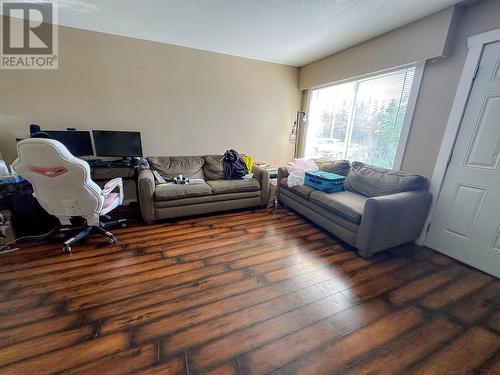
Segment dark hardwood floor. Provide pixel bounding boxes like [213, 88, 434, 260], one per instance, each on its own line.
[0, 207, 499, 374]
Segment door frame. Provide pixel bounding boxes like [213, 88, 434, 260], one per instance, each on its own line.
[418, 28, 500, 246]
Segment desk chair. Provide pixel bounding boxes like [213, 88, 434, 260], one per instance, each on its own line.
[12, 138, 126, 253]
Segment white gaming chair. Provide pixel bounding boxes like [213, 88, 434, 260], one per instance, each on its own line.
[12, 138, 127, 253]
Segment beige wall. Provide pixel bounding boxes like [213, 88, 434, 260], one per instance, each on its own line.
[3, 0, 497, 182]
[299, 0, 500, 179]
[401, 0, 500, 179]
[0, 21, 300, 166]
[299, 7, 456, 90]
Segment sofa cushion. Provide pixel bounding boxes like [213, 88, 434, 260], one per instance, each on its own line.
[155, 183, 212, 201]
[345, 161, 427, 197]
[202, 155, 225, 180]
[155, 191, 260, 208]
[280, 188, 360, 234]
[147, 156, 205, 181]
[309, 190, 368, 224]
[207, 178, 260, 195]
[279, 178, 316, 200]
[318, 159, 351, 176]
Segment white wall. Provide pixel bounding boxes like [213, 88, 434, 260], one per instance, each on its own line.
[299, 7, 455, 90]
[401, 0, 500, 179]
[298, 0, 500, 180]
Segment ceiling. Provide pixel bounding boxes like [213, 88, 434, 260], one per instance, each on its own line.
[27, 0, 462, 66]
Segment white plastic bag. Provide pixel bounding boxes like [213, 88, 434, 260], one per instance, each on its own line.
[287, 158, 318, 187]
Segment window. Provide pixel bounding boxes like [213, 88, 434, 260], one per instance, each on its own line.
[304, 66, 421, 169]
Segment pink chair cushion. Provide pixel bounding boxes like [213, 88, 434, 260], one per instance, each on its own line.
[103, 193, 119, 209]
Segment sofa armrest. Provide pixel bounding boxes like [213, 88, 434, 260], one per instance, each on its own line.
[277, 166, 289, 179]
[253, 165, 270, 207]
[356, 190, 432, 257]
[138, 169, 156, 224]
[276, 166, 288, 198]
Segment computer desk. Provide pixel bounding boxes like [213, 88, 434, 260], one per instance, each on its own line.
[88, 159, 141, 204]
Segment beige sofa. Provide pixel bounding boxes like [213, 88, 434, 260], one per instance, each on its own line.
[277, 160, 432, 257]
[138, 155, 269, 223]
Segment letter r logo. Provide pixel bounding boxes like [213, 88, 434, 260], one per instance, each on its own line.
[2, 2, 53, 54]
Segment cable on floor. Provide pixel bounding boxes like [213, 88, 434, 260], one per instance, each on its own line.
[0, 226, 59, 253]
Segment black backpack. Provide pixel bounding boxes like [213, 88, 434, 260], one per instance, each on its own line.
[222, 149, 248, 179]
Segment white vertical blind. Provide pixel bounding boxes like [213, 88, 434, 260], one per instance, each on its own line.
[305, 67, 416, 168]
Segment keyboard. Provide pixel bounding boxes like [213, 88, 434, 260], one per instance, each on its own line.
[87, 159, 103, 167]
[87, 159, 133, 168]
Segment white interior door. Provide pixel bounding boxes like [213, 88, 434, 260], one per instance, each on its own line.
[425, 41, 500, 278]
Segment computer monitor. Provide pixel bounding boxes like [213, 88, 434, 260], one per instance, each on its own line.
[92, 130, 143, 157]
[45, 130, 93, 157]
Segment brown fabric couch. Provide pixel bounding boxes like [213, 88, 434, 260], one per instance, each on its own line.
[138, 155, 269, 223]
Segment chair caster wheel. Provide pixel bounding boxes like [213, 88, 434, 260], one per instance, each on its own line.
[63, 245, 72, 254]
[109, 236, 117, 245]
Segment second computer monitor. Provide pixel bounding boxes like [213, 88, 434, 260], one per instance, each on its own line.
[92, 130, 143, 158]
